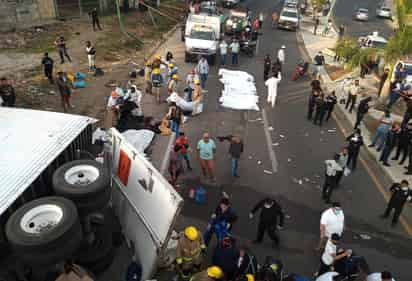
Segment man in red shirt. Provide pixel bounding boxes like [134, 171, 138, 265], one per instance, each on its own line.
[175, 132, 192, 171]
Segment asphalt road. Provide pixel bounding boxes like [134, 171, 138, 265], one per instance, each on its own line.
[163, 0, 412, 279]
[334, 0, 394, 38]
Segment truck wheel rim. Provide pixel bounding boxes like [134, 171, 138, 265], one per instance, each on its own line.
[20, 204, 63, 234]
[64, 165, 100, 185]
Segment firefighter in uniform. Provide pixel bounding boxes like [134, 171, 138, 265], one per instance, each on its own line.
[176, 226, 206, 279]
[190, 266, 223, 281]
[381, 180, 412, 226]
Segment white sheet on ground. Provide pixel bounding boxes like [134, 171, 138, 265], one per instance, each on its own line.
[122, 129, 155, 155]
[218, 68, 259, 111]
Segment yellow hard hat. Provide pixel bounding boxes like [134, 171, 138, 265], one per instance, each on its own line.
[194, 79, 200, 85]
[153, 68, 161, 74]
[155, 54, 161, 60]
[184, 226, 198, 241]
[246, 274, 254, 281]
[172, 74, 178, 80]
[145, 60, 152, 66]
[207, 266, 223, 279]
[169, 63, 174, 68]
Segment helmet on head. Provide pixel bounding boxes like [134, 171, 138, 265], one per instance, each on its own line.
[169, 63, 174, 68]
[145, 60, 152, 66]
[194, 79, 200, 85]
[184, 226, 198, 240]
[172, 74, 178, 80]
[207, 266, 223, 279]
[153, 68, 161, 74]
[246, 274, 254, 281]
[155, 54, 161, 60]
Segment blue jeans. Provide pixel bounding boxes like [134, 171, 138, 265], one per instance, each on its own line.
[371, 126, 389, 150]
[231, 158, 239, 176]
[171, 120, 180, 135]
[387, 92, 400, 109]
[199, 73, 208, 89]
[220, 54, 227, 65]
[186, 87, 193, 102]
[232, 53, 239, 65]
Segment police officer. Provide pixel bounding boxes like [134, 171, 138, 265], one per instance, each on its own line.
[380, 180, 412, 226]
[263, 54, 271, 81]
[249, 198, 284, 247]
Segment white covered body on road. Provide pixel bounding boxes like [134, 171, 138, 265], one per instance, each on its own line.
[218, 68, 259, 111]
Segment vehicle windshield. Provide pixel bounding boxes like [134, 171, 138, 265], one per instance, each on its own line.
[381, 7, 390, 11]
[403, 64, 412, 75]
[282, 11, 298, 18]
[359, 9, 368, 13]
[190, 29, 215, 40]
[372, 40, 387, 48]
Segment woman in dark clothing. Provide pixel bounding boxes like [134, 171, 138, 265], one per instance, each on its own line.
[354, 96, 372, 129]
[308, 83, 323, 121]
[272, 58, 282, 75]
[346, 128, 364, 170]
[313, 92, 326, 126]
[264, 54, 271, 81]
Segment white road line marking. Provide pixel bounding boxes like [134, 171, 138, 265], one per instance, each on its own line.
[261, 108, 278, 173]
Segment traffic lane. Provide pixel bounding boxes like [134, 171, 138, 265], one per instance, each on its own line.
[334, 0, 393, 38]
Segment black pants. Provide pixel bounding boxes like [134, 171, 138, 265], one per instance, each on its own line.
[345, 94, 357, 113]
[401, 111, 412, 129]
[44, 67, 53, 83]
[264, 67, 270, 81]
[314, 107, 326, 126]
[92, 18, 102, 30]
[335, 170, 343, 186]
[383, 200, 405, 223]
[407, 145, 412, 173]
[325, 105, 334, 121]
[58, 47, 72, 63]
[317, 260, 331, 276]
[322, 174, 336, 202]
[256, 221, 279, 244]
[347, 149, 360, 170]
[307, 99, 315, 120]
[354, 112, 365, 129]
[393, 141, 408, 164]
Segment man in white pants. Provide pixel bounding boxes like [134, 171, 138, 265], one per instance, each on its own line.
[86, 41, 96, 71]
[265, 72, 281, 108]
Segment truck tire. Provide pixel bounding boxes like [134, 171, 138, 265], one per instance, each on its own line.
[75, 221, 114, 275]
[184, 52, 190, 63]
[52, 160, 111, 214]
[208, 54, 216, 66]
[5, 197, 82, 265]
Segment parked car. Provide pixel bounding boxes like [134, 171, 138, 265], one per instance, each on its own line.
[354, 8, 369, 21]
[284, 0, 298, 9]
[376, 5, 392, 19]
[358, 31, 387, 48]
[277, 8, 300, 31]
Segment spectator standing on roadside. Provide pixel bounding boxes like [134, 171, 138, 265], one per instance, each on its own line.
[218, 135, 244, 178]
[86, 41, 96, 72]
[219, 39, 228, 65]
[401, 97, 412, 129]
[88, 8, 102, 31]
[378, 68, 389, 97]
[167, 102, 183, 135]
[318, 203, 345, 251]
[345, 79, 360, 113]
[345, 128, 364, 170]
[379, 123, 401, 167]
[380, 180, 412, 226]
[314, 51, 325, 76]
[41, 53, 54, 84]
[324, 91, 337, 122]
[322, 19, 333, 36]
[0, 77, 16, 107]
[230, 39, 240, 65]
[56, 72, 73, 112]
[354, 96, 372, 129]
[54, 36, 72, 64]
[392, 125, 410, 165]
[313, 17, 320, 35]
[197, 57, 209, 92]
[175, 132, 192, 171]
[277, 45, 285, 64]
[369, 110, 393, 151]
[197, 133, 217, 181]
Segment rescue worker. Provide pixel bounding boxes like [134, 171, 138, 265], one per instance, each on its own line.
[168, 63, 178, 83]
[263, 54, 271, 81]
[176, 226, 206, 279]
[190, 266, 223, 281]
[380, 180, 412, 226]
[192, 79, 203, 115]
[168, 74, 179, 94]
[151, 68, 163, 103]
[249, 198, 284, 247]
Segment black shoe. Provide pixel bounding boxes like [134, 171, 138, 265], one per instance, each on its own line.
[400, 161, 405, 165]
[391, 157, 399, 161]
[405, 171, 412, 175]
[187, 166, 193, 171]
[368, 144, 375, 147]
[383, 162, 391, 167]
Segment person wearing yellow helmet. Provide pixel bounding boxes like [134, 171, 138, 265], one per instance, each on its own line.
[167, 74, 179, 94]
[190, 266, 223, 281]
[168, 63, 178, 83]
[176, 226, 206, 278]
[151, 67, 163, 103]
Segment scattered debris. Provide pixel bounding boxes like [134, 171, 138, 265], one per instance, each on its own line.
[48, 90, 56, 95]
[327, 129, 336, 133]
[257, 160, 262, 165]
[287, 158, 292, 162]
[249, 117, 263, 122]
[359, 234, 371, 240]
[303, 177, 310, 182]
[279, 134, 285, 138]
[315, 185, 321, 190]
[263, 170, 273, 175]
[268, 126, 274, 131]
[292, 177, 299, 183]
[272, 142, 280, 146]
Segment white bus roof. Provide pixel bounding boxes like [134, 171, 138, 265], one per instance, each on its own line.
[0, 108, 97, 216]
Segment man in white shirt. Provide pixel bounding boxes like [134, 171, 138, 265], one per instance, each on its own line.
[265, 72, 281, 108]
[367, 271, 395, 281]
[277, 45, 285, 64]
[318, 202, 344, 250]
[197, 57, 209, 92]
[219, 40, 228, 65]
[229, 39, 240, 65]
[322, 154, 343, 203]
[318, 234, 350, 276]
[315, 272, 340, 281]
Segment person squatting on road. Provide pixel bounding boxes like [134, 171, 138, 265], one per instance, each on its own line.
[204, 197, 238, 246]
[317, 233, 351, 276]
[265, 71, 281, 108]
[249, 198, 285, 248]
[322, 154, 343, 203]
[176, 226, 206, 279]
[380, 179, 412, 226]
[54, 36, 72, 64]
[197, 133, 217, 181]
[41, 52, 54, 84]
[218, 135, 244, 178]
[318, 203, 345, 251]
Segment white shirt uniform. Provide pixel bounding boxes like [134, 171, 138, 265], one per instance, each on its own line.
[265, 73, 281, 108]
[321, 239, 336, 265]
[316, 272, 339, 281]
[220, 41, 228, 55]
[367, 273, 396, 281]
[320, 208, 345, 238]
[277, 49, 285, 64]
[325, 160, 343, 176]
